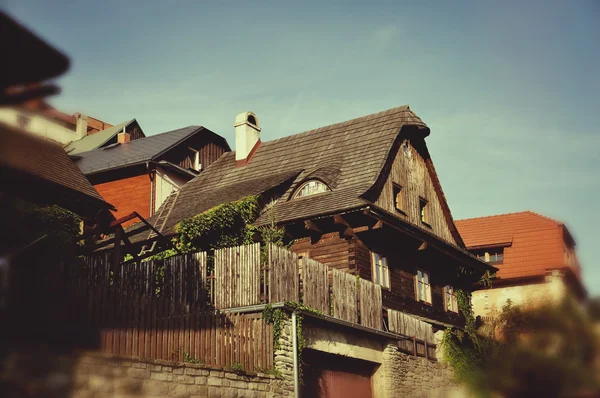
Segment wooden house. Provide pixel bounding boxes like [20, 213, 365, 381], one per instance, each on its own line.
[456, 211, 586, 317]
[73, 126, 230, 226]
[130, 107, 495, 328]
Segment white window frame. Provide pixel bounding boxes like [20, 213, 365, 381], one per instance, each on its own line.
[293, 180, 331, 198]
[371, 252, 390, 289]
[415, 269, 432, 304]
[444, 285, 458, 313]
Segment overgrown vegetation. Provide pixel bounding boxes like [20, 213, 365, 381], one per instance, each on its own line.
[262, 302, 324, 385]
[442, 297, 600, 397]
[183, 352, 203, 365]
[0, 198, 82, 265]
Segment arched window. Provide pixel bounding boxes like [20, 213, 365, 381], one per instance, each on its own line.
[293, 180, 331, 198]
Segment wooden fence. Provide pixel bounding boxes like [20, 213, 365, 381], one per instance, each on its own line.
[70, 251, 208, 305]
[71, 243, 439, 362]
[60, 285, 273, 372]
[214, 243, 261, 309]
[388, 309, 436, 359]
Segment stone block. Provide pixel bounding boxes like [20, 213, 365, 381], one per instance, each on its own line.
[128, 368, 151, 379]
[150, 372, 174, 381]
[185, 367, 205, 376]
[132, 362, 148, 369]
[177, 375, 195, 384]
[207, 377, 223, 386]
[194, 376, 208, 385]
[142, 379, 169, 396]
[186, 384, 209, 395]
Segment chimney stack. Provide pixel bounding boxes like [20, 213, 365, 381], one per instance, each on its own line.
[234, 111, 261, 166]
[117, 130, 130, 144]
[74, 112, 88, 140]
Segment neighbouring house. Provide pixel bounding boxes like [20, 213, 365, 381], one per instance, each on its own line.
[72, 126, 230, 227]
[0, 96, 131, 146]
[132, 107, 496, 328]
[455, 211, 586, 317]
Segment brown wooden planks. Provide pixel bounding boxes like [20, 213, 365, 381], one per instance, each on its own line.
[387, 309, 434, 343]
[359, 278, 382, 329]
[332, 268, 358, 323]
[268, 244, 299, 304]
[214, 244, 261, 309]
[302, 258, 330, 313]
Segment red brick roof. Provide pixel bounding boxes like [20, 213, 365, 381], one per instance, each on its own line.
[455, 211, 579, 280]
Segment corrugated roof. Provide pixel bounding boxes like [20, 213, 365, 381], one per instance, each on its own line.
[65, 119, 134, 154]
[0, 122, 110, 208]
[73, 126, 207, 175]
[134, 105, 430, 239]
[455, 211, 575, 280]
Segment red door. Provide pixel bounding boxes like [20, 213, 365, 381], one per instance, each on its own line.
[302, 350, 375, 398]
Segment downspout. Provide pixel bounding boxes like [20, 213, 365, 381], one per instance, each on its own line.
[291, 310, 300, 398]
[146, 162, 154, 216]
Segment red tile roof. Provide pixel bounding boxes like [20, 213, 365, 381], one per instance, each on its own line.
[455, 211, 579, 280]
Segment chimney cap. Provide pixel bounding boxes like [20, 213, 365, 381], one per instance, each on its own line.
[234, 111, 261, 131]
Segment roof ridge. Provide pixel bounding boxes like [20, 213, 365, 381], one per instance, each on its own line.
[259, 104, 413, 147]
[523, 210, 564, 226]
[456, 210, 559, 223]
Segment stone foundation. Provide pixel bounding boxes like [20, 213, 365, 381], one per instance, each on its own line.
[0, 348, 294, 398]
[382, 343, 466, 398]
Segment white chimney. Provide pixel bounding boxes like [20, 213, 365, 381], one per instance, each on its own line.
[74, 113, 88, 140]
[234, 111, 261, 165]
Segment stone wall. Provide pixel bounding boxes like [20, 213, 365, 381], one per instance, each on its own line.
[0, 350, 294, 398]
[381, 343, 467, 398]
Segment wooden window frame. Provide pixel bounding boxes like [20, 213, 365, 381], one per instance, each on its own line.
[392, 183, 405, 214]
[371, 252, 390, 290]
[443, 285, 458, 313]
[419, 197, 430, 226]
[414, 269, 432, 305]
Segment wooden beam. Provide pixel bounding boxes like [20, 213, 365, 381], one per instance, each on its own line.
[373, 220, 384, 230]
[109, 212, 139, 228]
[353, 226, 369, 233]
[333, 214, 350, 227]
[304, 220, 322, 234]
[418, 241, 428, 251]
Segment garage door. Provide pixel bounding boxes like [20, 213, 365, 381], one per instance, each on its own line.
[302, 349, 376, 398]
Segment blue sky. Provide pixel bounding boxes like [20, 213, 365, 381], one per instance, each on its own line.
[5, 1, 600, 294]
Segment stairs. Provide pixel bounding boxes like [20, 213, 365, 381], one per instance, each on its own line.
[140, 189, 180, 255]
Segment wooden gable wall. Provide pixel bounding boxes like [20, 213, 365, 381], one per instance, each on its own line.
[373, 139, 457, 246]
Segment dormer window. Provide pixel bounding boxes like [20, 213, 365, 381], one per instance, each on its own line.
[293, 180, 331, 198]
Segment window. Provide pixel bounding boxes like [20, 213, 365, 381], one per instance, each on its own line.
[473, 248, 504, 265]
[293, 180, 331, 198]
[419, 198, 429, 225]
[444, 285, 458, 313]
[415, 269, 431, 304]
[193, 151, 201, 171]
[371, 252, 390, 289]
[393, 184, 404, 213]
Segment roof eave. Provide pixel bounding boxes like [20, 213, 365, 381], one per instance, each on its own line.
[367, 206, 497, 274]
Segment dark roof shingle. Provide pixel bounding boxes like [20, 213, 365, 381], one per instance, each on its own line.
[73, 126, 222, 175]
[0, 122, 112, 211]
[148, 105, 428, 236]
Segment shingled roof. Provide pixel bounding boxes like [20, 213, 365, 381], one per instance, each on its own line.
[0, 122, 113, 217]
[137, 105, 430, 239]
[64, 119, 136, 155]
[455, 211, 580, 280]
[73, 126, 228, 175]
